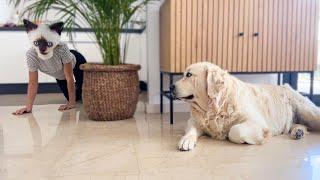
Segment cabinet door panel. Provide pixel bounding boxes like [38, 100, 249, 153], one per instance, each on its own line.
[159, 0, 319, 73]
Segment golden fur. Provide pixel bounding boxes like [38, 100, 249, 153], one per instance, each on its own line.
[174, 62, 320, 151]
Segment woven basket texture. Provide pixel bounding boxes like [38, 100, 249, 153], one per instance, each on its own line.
[80, 63, 141, 121]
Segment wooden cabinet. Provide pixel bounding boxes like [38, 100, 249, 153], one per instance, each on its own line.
[160, 0, 319, 73]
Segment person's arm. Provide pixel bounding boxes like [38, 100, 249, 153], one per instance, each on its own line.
[58, 62, 76, 111]
[13, 71, 38, 115]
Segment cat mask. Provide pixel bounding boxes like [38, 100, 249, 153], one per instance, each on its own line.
[23, 19, 64, 60]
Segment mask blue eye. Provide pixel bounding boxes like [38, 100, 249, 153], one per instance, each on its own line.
[33, 41, 39, 46]
[47, 42, 53, 47]
[186, 72, 192, 77]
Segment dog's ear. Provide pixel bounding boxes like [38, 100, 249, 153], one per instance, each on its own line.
[23, 19, 38, 33]
[207, 65, 227, 111]
[49, 22, 64, 35]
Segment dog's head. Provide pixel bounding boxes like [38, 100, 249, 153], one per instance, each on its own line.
[23, 19, 64, 60]
[172, 62, 229, 110]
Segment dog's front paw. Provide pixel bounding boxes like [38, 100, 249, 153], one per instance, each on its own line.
[178, 135, 197, 151]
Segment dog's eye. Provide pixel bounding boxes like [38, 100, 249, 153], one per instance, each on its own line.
[47, 42, 53, 47]
[33, 41, 39, 46]
[186, 72, 192, 77]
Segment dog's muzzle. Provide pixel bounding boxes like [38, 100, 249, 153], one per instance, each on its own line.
[170, 84, 194, 100]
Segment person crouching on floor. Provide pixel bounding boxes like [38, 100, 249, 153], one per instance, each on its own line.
[13, 19, 87, 115]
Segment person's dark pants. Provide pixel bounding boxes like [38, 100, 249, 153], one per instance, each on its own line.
[56, 50, 87, 101]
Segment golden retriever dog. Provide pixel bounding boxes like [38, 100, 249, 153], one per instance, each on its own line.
[172, 62, 320, 151]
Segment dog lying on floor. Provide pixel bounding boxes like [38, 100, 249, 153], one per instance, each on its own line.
[172, 62, 320, 151]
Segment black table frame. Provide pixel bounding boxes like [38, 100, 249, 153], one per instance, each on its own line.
[160, 71, 315, 124]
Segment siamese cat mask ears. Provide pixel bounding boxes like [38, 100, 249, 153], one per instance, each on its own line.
[23, 19, 37, 33]
[23, 19, 64, 35]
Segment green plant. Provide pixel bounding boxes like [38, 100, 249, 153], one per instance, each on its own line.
[10, 0, 150, 65]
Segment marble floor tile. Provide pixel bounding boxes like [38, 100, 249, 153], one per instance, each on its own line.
[0, 105, 319, 180]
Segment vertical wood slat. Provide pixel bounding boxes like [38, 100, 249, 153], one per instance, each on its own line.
[280, 0, 288, 71]
[265, 0, 274, 70]
[222, 0, 229, 69]
[257, 0, 264, 72]
[175, 0, 181, 72]
[276, 0, 283, 71]
[180, 0, 187, 71]
[313, 0, 319, 70]
[308, 0, 316, 70]
[170, 0, 176, 72]
[202, 0, 208, 61]
[232, 0, 240, 72]
[191, 0, 198, 65]
[299, 0, 307, 70]
[289, 0, 297, 71]
[237, 0, 244, 72]
[247, 0, 254, 72]
[159, 0, 171, 72]
[227, 0, 235, 71]
[196, 0, 203, 63]
[252, 0, 259, 72]
[262, 0, 269, 71]
[212, 0, 219, 64]
[186, 0, 192, 70]
[207, 0, 214, 62]
[271, 0, 278, 71]
[294, 0, 302, 71]
[285, 0, 293, 71]
[242, 0, 249, 72]
[307, 0, 315, 70]
[217, 0, 224, 67]
[304, 0, 312, 71]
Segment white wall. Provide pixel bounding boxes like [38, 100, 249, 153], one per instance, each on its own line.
[145, 1, 277, 113]
[0, 31, 147, 84]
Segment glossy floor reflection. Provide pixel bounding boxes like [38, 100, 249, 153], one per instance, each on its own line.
[0, 105, 320, 180]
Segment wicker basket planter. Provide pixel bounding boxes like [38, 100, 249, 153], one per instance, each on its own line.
[80, 63, 141, 121]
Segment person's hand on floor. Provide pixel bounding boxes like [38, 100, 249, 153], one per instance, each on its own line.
[58, 102, 75, 111]
[12, 106, 32, 115]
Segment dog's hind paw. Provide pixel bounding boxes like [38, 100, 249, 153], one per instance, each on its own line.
[178, 135, 197, 151]
[290, 125, 308, 140]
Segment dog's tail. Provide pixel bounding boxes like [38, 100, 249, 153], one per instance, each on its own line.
[284, 84, 320, 131]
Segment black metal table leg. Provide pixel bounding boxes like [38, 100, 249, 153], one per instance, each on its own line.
[277, 73, 281, 85]
[169, 73, 174, 124]
[160, 72, 163, 114]
[310, 72, 314, 100]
